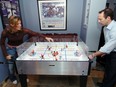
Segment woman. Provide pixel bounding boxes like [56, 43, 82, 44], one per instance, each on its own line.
[0, 16, 53, 84]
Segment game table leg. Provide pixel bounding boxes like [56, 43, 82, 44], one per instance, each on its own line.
[19, 74, 27, 87]
[14, 62, 27, 87]
[80, 76, 87, 87]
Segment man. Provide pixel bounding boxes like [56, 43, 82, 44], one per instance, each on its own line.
[89, 8, 116, 87]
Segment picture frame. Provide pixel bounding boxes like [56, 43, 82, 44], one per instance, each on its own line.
[0, 0, 21, 29]
[37, 0, 67, 30]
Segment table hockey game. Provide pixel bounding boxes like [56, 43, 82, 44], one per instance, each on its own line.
[16, 34, 91, 87]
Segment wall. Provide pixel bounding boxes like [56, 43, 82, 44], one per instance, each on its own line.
[19, 0, 84, 35]
[80, 0, 107, 51]
[86, 0, 107, 51]
[0, 16, 9, 84]
[107, 0, 116, 10]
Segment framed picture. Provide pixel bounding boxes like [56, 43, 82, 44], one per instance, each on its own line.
[0, 0, 21, 29]
[37, 0, 67, 30]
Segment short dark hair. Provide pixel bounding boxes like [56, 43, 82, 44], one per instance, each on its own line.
[99, 8, 114, 20]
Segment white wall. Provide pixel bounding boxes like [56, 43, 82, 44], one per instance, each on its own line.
[81, 0, 107, 51]
[86, 0, 107, 51]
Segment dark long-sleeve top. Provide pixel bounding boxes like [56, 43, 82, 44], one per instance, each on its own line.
[0, 27, 45, 57]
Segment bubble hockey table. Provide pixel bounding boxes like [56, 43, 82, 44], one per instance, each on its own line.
[16, 34, 91, 87]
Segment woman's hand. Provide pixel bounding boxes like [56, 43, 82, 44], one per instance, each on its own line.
[6, 55, 12, 60]
[45, 37, 54, 42]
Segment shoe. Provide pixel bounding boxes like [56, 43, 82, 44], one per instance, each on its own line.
[12, 80, 17, 84]
[96, 82, 102, 87]
[27, 78, 29, 82]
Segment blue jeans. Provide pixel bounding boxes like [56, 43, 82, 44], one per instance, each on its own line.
[6, 46, 18, 81]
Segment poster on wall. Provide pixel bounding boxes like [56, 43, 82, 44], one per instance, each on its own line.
[37, 0, 67, 30]
[0, 0, 20, 28]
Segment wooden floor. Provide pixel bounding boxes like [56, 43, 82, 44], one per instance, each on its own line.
[0, 69, 103, 87]
[0, 68, 116, 87]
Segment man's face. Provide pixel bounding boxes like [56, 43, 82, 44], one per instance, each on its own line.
[98, 12, 108, 26]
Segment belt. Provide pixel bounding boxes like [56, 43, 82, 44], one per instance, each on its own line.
[7, 44, 17, 49]
[111, 51, 116, 53]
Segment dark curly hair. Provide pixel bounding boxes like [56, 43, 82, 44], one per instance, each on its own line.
[99, 8, 114, 20]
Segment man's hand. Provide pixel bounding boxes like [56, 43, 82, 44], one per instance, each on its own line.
[45, 37, 54, 42]
[88, 53, 96, 60]
[101, 54, 106, 57]
[88, 51, 106, 60]
[6, 55, 12, 60]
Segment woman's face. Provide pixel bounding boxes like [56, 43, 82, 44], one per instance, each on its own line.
[14, 20, 22, 30]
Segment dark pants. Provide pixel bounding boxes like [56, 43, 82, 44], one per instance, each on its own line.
[101, 52, 116, 87]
